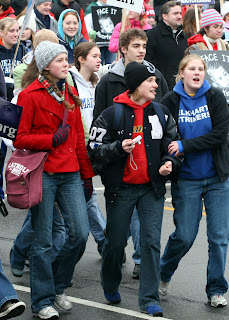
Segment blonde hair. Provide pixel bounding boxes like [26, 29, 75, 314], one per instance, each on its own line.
[131, 89, 142, 101]
[0, 17, 18, 35]
[176, 54, 206, 83]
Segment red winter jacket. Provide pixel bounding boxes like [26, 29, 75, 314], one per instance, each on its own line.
[14, 79, 94, 178]
[0, 7, 16, 19]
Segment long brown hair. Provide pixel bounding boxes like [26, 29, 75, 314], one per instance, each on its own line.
[74, 42, 99, 87]
[183, 8, 201, 38]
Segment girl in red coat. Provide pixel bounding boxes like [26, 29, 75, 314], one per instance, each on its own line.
[14, 41, 94, 320]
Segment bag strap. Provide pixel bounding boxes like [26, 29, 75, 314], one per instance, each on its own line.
[62, 108, 68, 127]
[69, 70, 78, 93]
[113, 103, 124, 131]
[152, 102, 166, 131]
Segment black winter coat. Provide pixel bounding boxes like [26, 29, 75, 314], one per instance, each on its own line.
[50, 0, 81, 20]
[93, 65, 168, 120]
[88, 102, 181, 198]
[145, 21, 188, 91]
[160, 88, 229, 181]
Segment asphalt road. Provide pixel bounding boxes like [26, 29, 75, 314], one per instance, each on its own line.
[0, 176, 229, 320]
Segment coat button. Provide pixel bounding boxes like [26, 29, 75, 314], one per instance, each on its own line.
[69, 148, 73, 152]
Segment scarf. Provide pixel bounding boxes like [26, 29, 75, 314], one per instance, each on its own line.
[38, 75, 65, 103]
[203, 34, 222, 50]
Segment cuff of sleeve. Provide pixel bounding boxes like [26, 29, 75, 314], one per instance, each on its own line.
[177, 141, 184, 153]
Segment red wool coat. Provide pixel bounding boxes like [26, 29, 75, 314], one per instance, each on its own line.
[14, 79, 94, 179]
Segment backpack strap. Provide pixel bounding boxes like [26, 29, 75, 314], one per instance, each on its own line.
[113, 103, 124, 131]
[151, 102, 166, 131]
[68, 70, 78, 93]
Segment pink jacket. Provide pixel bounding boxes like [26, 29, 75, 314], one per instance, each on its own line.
[108, 19, 152, 53]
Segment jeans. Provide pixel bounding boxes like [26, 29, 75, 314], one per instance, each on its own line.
[100, 46, 116, 65]
[101, 183, 164, 310]
[0, 260, 18, 308]
[87, 190, 106, 254]
[10, 205, 66, 271]
[130, 208, 141, 265]
[30, 171, 89, 313]
[160, 176, 229, 298]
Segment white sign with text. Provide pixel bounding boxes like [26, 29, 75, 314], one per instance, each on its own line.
[107, 0, 144, 13]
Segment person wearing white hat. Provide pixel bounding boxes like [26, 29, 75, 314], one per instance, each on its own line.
[221, 1, 229, 41]
[17, 15, 36, 51]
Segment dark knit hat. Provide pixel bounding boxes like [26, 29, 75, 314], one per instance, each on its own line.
[124, 62, 155, 94]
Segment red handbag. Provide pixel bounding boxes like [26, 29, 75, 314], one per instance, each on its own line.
[5, 109, 68, 210]
[5, 150, 48, 209]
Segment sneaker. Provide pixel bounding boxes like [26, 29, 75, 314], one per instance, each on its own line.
[104, 291, 121, 304]
[0, 301, 26, 319]
[54, 294, 72, 311]
[33, 306, 59, 319]
[143, 305, 163, 317]
[159, 280, 170, 296]
[132, 264, 140, 279]
[209, 295, 227, 308]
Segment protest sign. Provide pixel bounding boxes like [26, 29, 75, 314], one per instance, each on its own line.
[92, 6, 122, 46]
[107, 0, 144, 13]
[180, 0, 215, 4]
[0, 99, 23, 140]
[195, 50, 229, 102]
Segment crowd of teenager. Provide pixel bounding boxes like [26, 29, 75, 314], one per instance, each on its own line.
[0, 0, 229, 319]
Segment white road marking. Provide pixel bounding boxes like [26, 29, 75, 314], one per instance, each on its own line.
[13, 284, 172, 320]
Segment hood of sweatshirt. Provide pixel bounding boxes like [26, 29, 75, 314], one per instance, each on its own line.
[58, 9, 82, 49]
[110, 58, 155, 78]
[187, 33, 207, 47]
[173, 79, 211, 100]
[113, 90, 152, 109]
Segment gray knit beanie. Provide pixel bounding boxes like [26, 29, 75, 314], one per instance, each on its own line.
[35, 41, 68, 72]
[35, 0, 51, 6]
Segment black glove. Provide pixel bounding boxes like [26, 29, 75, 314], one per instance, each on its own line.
[84, 178, 93, 202]
[52, 124, 70, 147]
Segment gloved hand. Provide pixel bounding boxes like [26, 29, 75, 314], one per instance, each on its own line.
[89, 30, 97, 40]
[84, 178, 93, 202]
[52, 124, 70, 147]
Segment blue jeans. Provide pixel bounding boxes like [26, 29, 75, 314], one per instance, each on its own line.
[130, 208, 141, 265]
[100, 46, 116, 65]
[160, 176, 229, 298]
[30, 171, 89, 313]
[10, 205, 66, 271]
[0, 260, 19, 308]
[101, 183, 164, 310]
[87, 190, 106, 254]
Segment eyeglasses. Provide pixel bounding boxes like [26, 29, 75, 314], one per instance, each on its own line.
[210, 24, 224, 30]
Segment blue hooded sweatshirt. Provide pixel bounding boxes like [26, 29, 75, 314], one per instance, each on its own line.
[174, 80, 216, 180]
[58, 9, 87, 63]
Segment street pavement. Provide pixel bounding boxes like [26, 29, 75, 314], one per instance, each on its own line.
[0, 176, 229, 320]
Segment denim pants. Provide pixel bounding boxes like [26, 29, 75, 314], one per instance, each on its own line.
[0, 260, 19, 308]
[130, 208, 141, 265]
[30, 171, 89, 313]
[101, 183, 164, 310]
[87, 190, 106, 254]
[100, 46, 116, 65]
[10, 205, 66, 271]
[160, 176, 229, 298]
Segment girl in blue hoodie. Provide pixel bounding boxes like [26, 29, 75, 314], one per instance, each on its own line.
[58, 9, 87, 64]
[160, 54, 229, 309]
